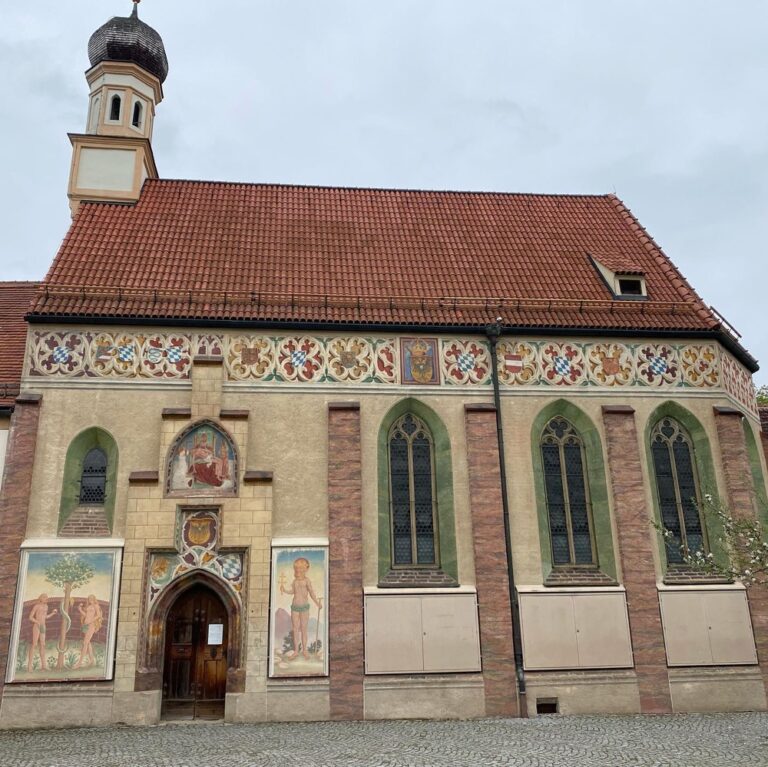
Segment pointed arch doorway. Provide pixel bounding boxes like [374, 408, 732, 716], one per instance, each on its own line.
[162, 584, 229, 720]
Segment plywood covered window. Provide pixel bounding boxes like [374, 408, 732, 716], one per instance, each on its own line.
[651, 417, 706, 563]
[388, 413, 438, 567]
[541, 417, 596, 566]
[78, 447, 107, 505]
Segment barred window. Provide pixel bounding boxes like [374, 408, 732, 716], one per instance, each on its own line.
[388, 413, 438, 567]
[79, 447, 107, 505]
[651, 418, 706, 564]
[541, 417, 596, 566]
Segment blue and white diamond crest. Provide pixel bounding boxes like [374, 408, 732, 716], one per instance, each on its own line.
[52, 346, 70, 364]
[219, 554, 242, 580]
[456, 352, 476, 373]
[118, 345, 135, 362]
[649, 356, 668, 376]
[553, 356, 571, 376]
[291, 350, 307, 368]
[167, 346, 183, 364]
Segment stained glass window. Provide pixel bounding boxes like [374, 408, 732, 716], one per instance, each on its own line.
[388, 413, 438, 567]
[650, 418, 706, 564]
[540, 417, 596, 566]
[79, 447, 107, 505]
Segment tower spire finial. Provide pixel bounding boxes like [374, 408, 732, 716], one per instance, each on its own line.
[131, 0, 140, 17]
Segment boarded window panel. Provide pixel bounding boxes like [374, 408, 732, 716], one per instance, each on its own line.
[364, 594, 481, 674]
[421, 595, 481, 673]
[519, 594, 579, 670]
[659, 592, 717, 666]
[365, 596, 423, 673]
[573, 593, 633, 668]
[704, 592, 758, 665]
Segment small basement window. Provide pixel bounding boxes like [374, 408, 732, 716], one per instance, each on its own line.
[618, 277, 644, 296]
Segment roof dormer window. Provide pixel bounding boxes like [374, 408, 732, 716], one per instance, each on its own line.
[618, 277, 644, 296]
[588, 252, 648, 300]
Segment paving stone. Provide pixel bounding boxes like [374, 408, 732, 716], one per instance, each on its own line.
[0, 713, 767, 767]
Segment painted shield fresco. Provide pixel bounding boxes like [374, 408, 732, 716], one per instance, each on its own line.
[6, 548, 122, 683]
[269, 546, 328, 678]
[167, 422, 237, 496]
[401, 338, 440, 385]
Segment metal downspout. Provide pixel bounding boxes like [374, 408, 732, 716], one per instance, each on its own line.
[485, 321, 527, 717]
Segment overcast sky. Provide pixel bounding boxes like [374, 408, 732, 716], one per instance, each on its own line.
[2, 1, 766, 383]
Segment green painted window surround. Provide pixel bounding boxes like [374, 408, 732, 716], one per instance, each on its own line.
[377, 399, 458, 583]
[644, 402, 727, 571]
[530, 400, 617, 582]
[743, 419, 768, 527]
[58, 427, 119, 532]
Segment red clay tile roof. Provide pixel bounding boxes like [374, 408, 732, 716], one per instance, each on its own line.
[0, 282, 38, 409]
[588, 250, 645, 276]
[31, 180, 727, 337]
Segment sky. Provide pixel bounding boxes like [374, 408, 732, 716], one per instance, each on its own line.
[1, 1, 767, 383]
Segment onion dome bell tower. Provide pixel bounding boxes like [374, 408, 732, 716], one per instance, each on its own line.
[67, 1, 168, 215]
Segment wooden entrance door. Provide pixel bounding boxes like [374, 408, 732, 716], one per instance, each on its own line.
[162, 585, 228, 720]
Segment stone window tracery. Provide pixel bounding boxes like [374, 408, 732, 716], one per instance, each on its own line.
[650, 417, 706, 563]
[388, 413, 439, 568]
[540, 417, 596, 567]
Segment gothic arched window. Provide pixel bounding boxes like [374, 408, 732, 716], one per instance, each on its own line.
[540, 417, 596, 566]
[388, 413, 438, 567]
[651, 417, 706, 563]
[79, 447, 107, 505]
[132, 101, 143, 128]
[109, 94, 122, 122]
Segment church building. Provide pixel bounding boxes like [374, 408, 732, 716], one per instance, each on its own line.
[1, 3, 767, 728]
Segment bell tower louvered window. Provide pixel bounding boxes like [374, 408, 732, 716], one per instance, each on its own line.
[388, 413, 438, 567]
[651, 418, 706, 564]
[541, 417, 596, 566]
[109, 94, 121, 122]
[79, 447, 107, 505]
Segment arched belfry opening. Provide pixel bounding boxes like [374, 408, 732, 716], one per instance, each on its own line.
[140, 570, 243, 721]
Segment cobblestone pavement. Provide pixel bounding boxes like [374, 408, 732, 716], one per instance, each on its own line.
[1, 714, 767, 767]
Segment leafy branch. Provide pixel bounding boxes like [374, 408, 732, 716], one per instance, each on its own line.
[653, 494, 768, 586]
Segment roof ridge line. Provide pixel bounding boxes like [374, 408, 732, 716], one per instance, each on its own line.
[606, 194, 717, 328]
[139, 177, 613, 199]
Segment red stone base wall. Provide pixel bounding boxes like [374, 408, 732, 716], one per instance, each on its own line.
[0, 396, 42, 695]
[464, 405, 520, 718]
[327, 403, 364, 720]
[602, 407, 672, 713]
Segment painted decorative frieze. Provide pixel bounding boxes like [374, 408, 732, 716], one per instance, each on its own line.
[26, 329, 757, 412]
[722, 352, 759, 417]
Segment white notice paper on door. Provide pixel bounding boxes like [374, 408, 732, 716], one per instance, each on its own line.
[208, 623, 224, 646]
